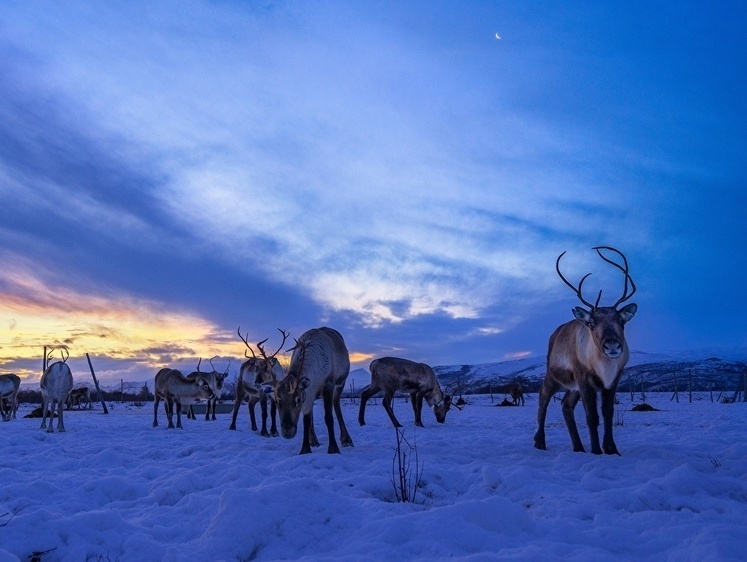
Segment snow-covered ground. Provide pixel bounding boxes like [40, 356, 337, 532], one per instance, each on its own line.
[1, 393, 746, 561]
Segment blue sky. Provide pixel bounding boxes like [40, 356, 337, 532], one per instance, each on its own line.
[0, 1, 745, 382]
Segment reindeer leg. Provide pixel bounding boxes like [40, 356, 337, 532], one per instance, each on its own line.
[248, 400, 259, 432]
[601, 387, 620, 455]
[414, 392, 426, 427]
[259, 395, 269, 437]
[204, 399, 211, 421]
[229, 395, 242, 431]
[269, 399, 278, 437]
[578, 383, 601, 454]
[323, 386, 341, 454]
[166, 397, 176, 429]
[382, 394, 402, 428]
[153, 396, 160, 427]
[358, 383, 379, 426]
[175, 399, 184, 429]
[57, 400, 65, 432]
[300, 412, 313, 455]
[534, 377, 560, 450]
[40, 397, 48, 430]
[334, 384, 353, 447]
[308, 411, 320, 447]
[46, 399, 56, 433]
[561, 390, 585, 452]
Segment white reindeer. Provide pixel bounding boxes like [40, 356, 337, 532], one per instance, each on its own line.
[0, 373, 21, 421]
[359, 357, 452, 428]
[152, 368, 216, 429]
[230, 328, 288, 436]
[268, 327, 354, 455]
[40, 350, 74, 433]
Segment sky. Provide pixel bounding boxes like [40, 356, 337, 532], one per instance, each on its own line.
[1, 1, 746, 383]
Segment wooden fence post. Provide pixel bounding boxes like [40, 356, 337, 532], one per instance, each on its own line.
[85, 353, 109, 414]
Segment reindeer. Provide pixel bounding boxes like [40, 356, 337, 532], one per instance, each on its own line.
[230, 328, 288, 436]
[152, 368, 216, 429]
[508, 384, 525, 406]
[0, 373, 21, 421]
[267, 327, 354, 455]
[40, 349, 74, 432]
[534, 246, 637, 455]
[66, 387, 92, 410]
[359, 357, 452, 428]
[185, 357, 230, 420]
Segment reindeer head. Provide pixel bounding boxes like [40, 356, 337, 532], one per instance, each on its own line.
[237, 327, 289, 388]
[433, 394, 452, 423]
[191, 372, 216, 400]
[557, 246, 638, 359]
[271, 338, 309, 440]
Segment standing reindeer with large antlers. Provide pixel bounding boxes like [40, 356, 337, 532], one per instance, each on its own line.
[534, 246, 637, 455]
[230, 328, 288, 436]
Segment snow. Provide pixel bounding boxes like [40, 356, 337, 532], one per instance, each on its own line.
[1, 394, 746, 561]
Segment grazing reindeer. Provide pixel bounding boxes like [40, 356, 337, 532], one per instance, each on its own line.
[268, 327, 354, 454]
[40, 349, 74, 432]
[230, 328, 288, 436]
[359, 357, 452, 428]
[508, 384, 525, 406]
[66, 387, 92, 410]
[534, 246, 637, 455]
[0, 373, 21, 421]
[152, 368, 215, 429]
[186, 357, 231, 420]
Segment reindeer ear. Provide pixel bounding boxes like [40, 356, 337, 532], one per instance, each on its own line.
[572, 307, 592, 324]
[619, 303, 637, 323]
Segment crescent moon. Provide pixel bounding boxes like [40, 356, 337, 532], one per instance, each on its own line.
[495, 33, 501, 40]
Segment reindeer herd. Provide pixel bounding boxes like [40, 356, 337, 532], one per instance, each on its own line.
[0, 247, 638, 457]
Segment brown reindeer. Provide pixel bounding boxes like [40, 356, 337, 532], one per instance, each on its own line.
[508, 384, 525, 406]
[0, 373, 21, 421]
[534, 246, 637, 455]
[359, 357, 452, 428]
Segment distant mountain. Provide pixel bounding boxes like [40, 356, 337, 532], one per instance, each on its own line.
[432, 350, 747, 395]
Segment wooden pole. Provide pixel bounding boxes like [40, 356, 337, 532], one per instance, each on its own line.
[85, 353, 109, 414]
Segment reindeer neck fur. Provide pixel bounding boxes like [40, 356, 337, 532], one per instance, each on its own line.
[576, 321, 629, 389]
[425, 382, 445, 407]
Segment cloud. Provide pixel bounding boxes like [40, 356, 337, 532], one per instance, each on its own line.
[0, 255, 238, 379]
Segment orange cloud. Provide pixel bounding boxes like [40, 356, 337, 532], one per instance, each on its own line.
[0, 265, 238, 380]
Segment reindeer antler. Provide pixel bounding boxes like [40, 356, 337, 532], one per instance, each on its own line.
[593, 246, 636, 309]
[237, 326, 257, 359]
[556, 251, 596, 309]
[257, 329, 290, 362]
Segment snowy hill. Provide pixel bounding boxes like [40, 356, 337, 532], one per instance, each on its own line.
[432, 350, 747, 395]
